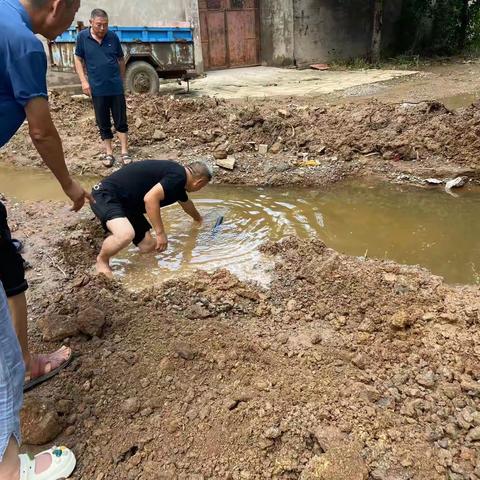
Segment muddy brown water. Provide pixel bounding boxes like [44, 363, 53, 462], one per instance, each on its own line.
[1, 165, 479, 286]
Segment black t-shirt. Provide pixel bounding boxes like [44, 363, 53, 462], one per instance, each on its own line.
[101, 160, 189, 213]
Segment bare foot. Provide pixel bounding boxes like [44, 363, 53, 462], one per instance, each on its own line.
[27, 346, 71, 379]
[96, 256, 114, 278]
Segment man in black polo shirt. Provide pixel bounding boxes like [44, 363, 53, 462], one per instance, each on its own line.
[74, 8, 131, 167]
[91, 160, 212, 277]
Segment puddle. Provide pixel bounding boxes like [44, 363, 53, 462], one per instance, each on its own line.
[1, 165, 479, 286]
[441, 92, 479, 110]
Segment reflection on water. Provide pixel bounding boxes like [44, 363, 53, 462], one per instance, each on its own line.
[0, 165, 479, 286]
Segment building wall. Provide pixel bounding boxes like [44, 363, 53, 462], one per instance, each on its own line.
[259, 0, 295, 67]
[74, 0, 204, 72]
[260, 0, 403, 67]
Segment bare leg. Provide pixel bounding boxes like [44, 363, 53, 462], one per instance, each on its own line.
[7, 294, 29, 367]
[96, 218, 135, 277]
[118, 132, 128, 155]
[0, 436, 54, 479]
[8, 294, 71, 383]
[137, 231, 155, 254]
[103, 139, 113, 156]
[0, 437, 20, 480]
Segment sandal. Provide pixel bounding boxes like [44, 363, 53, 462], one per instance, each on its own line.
[121, 153, 133, 165]
[24, 346, 74, 392]
[19, 446, 76, 480]
[102, 154, 116, 168]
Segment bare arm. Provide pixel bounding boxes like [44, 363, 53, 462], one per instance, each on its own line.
[179, 200, 202, 222]
[25, 97, 92, 211]
[144, 184, 168, 251]
[74, 55, 91, 96]
[118, 58, 126, 81]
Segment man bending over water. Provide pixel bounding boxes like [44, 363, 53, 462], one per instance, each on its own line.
[91, 160, 212, 277]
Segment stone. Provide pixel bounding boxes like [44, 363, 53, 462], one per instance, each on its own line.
[313, 425, 347, 451]
[135, 117, 143, 129]
[216, 156, 236, 170]
[213, 149, 228, 160]
[467, 427, 480, 441]
[153, 130, 167, 141]
[425, 178, 443, 185]
[300, 444, 368, 480]
[176, 344, 196, 360]
[37, 313, 79, 341]
[122, 398, 140, 415]
[71, 94, 90, 103]
[76, 306, 106, 337]
[21, 398, 63, 445]
[277, 109, 291, 118]
[258, 144, 268, 155]
[390, 310, 411, 330]
[461, 377, 480, 396]
[446, 176, 468, 190]
[416, 370, 436, 388]
[270, 142, 283, 154]
[264, 427, 282, 439]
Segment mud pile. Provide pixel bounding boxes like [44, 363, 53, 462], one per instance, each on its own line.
[1, 94, 479, 186]
[12, 200, 480, 480]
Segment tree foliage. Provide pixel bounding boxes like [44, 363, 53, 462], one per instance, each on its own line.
[394, 0, 480, 55]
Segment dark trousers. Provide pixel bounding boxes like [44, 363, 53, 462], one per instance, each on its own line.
[0, 201, 27, 298]
[92, 94, 128, 141]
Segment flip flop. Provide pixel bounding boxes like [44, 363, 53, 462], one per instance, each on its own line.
[102, 155, 116, 168]
[121, 153, 133, 165]
[24, 347, 74, 392]
[19, 446, 76, 480]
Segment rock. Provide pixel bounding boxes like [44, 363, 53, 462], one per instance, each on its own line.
[258, 144, 268, 155]
[37, 313, 79, 341]
[21, 398, 63, 445]
[467, 426, 480, 441]
[122, 398, 140, 415]
[416, 370, 436, 388]
[286, 299, 297, 311]
[76, 306, 106, 337]
[390, 310, 411, 330]
[216, 156, 236, 170]
[264, 427, 282, 439]
[461, 377, 480, 396]
[71, 94, 90, 102]
[446, 176, 468, 190]
[270, 142, 283, 154]
[352, 354, 367, 370]
[213, 149, 228, 160]
[175, 344, 196, 360]
[135, 117, 143, 129]
[300, 444, 368, 480]
[313, 425, 347, 451]
[153, 130, 167, 141]
[277, 109, 291, 118]
[425, 178, 443, 185]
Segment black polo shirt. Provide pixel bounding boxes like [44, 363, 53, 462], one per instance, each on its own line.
[75, 28, 124, 97]
[101, 160, 189, 213]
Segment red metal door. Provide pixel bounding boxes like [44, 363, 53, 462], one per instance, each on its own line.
[199, 0, 259, 70]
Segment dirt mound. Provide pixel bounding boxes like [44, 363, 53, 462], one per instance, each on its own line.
[14, 206, 480, 480]
[2, 94, 480, 186]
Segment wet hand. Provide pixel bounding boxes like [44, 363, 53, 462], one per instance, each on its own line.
[63, 179, 93, 212]
[155, 232, 168, 252]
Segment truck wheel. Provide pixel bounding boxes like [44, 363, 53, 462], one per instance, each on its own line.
[125, 61, 159, 94]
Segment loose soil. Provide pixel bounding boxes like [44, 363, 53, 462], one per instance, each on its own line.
[2, 81, 480, 479]
[1, 93, 480, 188]
[5, 196, 480, 480]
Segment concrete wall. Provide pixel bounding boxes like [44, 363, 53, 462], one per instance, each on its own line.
[260, 0, 403, 67]
[74, 0, 204, 72]
[260, 0, 295, 67]
[293, 0, 374, 66]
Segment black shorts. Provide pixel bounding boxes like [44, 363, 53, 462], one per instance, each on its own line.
[91, 186, 151, 246]
[0, 201, 28, 297]
[92, 94, 128, 141]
